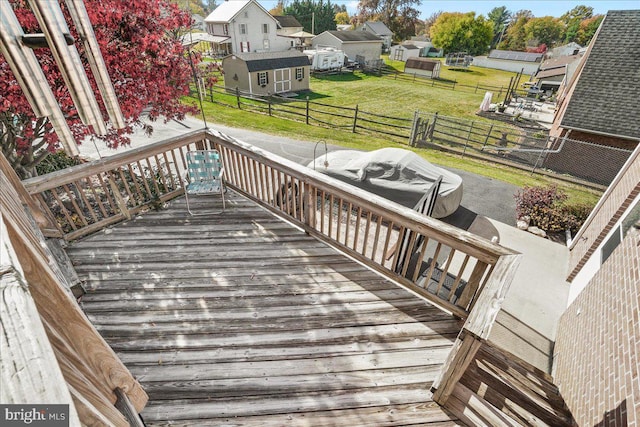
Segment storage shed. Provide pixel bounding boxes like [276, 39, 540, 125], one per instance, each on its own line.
[222, 51, 311, 96]
[390, 44, 421, 61]
[404, 58, 441, 78]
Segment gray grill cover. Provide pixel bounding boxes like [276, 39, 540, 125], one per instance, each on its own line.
[308, 148, 463, 218]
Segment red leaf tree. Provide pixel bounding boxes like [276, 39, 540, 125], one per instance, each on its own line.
[0, 0, 199, 178]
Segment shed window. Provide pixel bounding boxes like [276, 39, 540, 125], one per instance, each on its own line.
[295, 67, 304, 80]
[258, 71, 269, 86]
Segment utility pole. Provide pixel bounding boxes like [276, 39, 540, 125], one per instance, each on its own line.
[312, 12, 315, 35]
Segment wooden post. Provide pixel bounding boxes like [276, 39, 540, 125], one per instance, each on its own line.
[210, 85, 214, 102]
[408, 111, 420, 147]
[235, 87, 241, 109]
[481, 124, 494, 151]
[462, 122, 474, 157]
[431, 332, 482, 405]
[306, 96, 310, 125]
[427, 112, 438, 140]
[268, 93, 272, 116]
[352, 104, 359, 133]
[475, 82, 479, 93]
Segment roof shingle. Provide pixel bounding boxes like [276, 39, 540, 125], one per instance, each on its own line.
[561, 10, 640, 140]
[228, 51, 310, 72]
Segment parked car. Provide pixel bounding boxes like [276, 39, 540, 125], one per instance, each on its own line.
[307, 147, 463, 218]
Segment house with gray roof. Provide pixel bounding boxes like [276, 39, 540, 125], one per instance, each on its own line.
[550, 10, 640, 152]
[473, 49, 544, 75]
[222, 51, 311, 96]
[204, 0, 292, 55]
[544, 10, 639, 187]
[312, 30, 383, 63]
[532, 54, 582, 92]
[357, 21, 393, 52]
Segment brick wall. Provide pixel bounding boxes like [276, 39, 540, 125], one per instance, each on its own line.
[554, 228, 639, 426]
[568, 149, 640, 281]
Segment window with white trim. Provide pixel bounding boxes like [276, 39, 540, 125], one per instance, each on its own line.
[295, 67, 304, 80]
[263, 39, 270, 50]
[240, 23, 247, 35]
[240, 41, 250, 52]
[223, 24, 229, 35]
[258, 71, 268, 86]
[262, 23, 269, 34]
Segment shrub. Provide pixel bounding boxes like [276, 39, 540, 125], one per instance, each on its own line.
[514, 185, 592, 234]
[35, 150, 82, 175]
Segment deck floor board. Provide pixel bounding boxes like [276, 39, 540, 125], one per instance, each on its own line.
[68, 192, 461, 426]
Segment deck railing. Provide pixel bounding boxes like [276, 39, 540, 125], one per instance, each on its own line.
[23, 129, 519, 321]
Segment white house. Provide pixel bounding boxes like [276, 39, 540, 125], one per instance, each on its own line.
[312, 30, 382, 63]
[204, 0, 291, 55]
[357, 21, 393, 52]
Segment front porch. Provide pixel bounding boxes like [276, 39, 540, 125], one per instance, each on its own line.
[2, 129, 575, 426]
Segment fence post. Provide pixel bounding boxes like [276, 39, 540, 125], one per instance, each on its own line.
[427, 112, 438, 140]
[352, 104, 359, 133]
[475, 83, 479, 93]
[497, 86, 503, 99]
[462, 122, 474, 157]
[409, 110, 420, 147]
[306, 96, 310, 125]
[481, 124, 494, 151]
[210, 86, 214, 102]
[235, 87, 241, 109]
[268, 93, 272, 116]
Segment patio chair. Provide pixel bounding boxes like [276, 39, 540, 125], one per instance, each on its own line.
[184, 150, 226, 215]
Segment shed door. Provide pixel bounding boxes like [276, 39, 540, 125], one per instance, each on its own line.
[274, 68, 290, 93]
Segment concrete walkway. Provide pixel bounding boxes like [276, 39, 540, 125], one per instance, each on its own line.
[79, 115, 570, 372]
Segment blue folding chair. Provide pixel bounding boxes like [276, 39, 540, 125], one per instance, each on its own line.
[184, 150, 226, 215]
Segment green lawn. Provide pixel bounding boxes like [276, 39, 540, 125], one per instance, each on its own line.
[188, 63, 601, 207]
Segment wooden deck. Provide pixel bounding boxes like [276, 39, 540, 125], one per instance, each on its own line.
[67, 190, 463, 426]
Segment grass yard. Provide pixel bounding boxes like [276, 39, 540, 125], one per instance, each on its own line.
[187, 62, 601, 207]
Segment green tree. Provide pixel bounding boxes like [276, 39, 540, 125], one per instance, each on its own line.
[269, 0, 286, 16]
[284, 0, 337, 34]
[524, 16, 564, 48]
[575, 14, 603, 46]
[421, 10, 441, 36]
[487, 6, 511, 48]
[560, 5, 593, 42]
[356, 0, 421, 41]
[499, 9, 532, 50]
[429, 12, 493, 55]
[334, 11, 350, 25]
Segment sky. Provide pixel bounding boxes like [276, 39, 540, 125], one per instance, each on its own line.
[257, 0, 639, 20]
